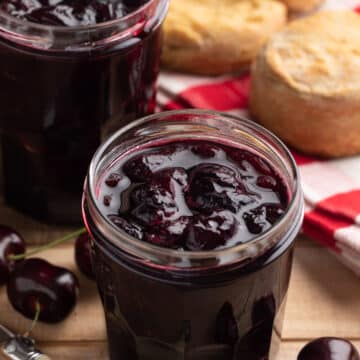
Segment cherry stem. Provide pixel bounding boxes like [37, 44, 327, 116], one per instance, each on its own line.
[24, 301, 41, 337]
[9, 227, 87, 261]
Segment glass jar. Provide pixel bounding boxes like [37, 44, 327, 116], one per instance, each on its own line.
[0, 0, 168, 223]
[82, 110, 304, 360]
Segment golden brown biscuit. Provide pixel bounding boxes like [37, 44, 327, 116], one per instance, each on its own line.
[279, 0, 324, 13]
[162, 0, 287, 75]
[250, 11, 360, 158]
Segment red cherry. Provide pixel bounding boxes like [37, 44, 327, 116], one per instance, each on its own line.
[75, 233, 95, 280]
[298, 338, 360, 360]
[7, 258, 79, 323]
[0, 225, 25, 286]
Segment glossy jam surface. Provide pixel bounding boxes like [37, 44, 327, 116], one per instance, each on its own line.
[0, 0, 149, 26]
[298, 338, 360, 360]
[99, 140, 289, 250]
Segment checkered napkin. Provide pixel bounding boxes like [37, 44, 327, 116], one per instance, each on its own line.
[157, 0, 360, 275]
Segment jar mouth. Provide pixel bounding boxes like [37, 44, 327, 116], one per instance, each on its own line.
[0, 0, 168, 51]
[0, 0, 158, 32]
[85, 110, 304, 270]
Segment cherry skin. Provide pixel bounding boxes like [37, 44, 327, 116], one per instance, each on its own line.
[130, 168, 187, 226]
[186, 211, 237, 251]
[123, 150, 174, 182]
[7, 258, 79, 323]
[75, 233, 95, 280]
[185, 164, 253, 214]
[298, 338, 360, 360]
[0, 225, 25, 286]
[109, 215, 144, 240]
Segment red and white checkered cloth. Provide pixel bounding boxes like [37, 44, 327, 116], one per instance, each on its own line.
[157, 0, 360, 275]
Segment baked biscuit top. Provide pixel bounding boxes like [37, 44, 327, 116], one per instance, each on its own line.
[164, 0, 287, 53]
[262, 11, 360, 96]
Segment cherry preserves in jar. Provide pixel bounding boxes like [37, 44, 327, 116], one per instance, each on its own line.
[0, 0, 168, 223]
[83, 110, 304, 360]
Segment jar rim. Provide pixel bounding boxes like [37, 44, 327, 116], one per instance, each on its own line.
[84, 109, 304, 270]
[0, 0, 162, 32]
[0, 0, 168, 51]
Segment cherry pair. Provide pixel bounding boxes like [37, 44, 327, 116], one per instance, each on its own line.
[0, 225, 94, 323]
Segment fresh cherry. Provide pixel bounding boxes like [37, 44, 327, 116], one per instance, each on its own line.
[7, 258, 79, 323]
[75, 233, 95, 280]
[298, 338, 360, 360]
[0, 225, 25, 286]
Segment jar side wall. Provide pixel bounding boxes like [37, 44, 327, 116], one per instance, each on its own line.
[0, 0, 169, 51]
[91, 224, 294, 359]
[0, 17, 163, 223]
[83, 110, 303, 360]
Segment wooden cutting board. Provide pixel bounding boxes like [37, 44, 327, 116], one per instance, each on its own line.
[1, 195, 360, 359]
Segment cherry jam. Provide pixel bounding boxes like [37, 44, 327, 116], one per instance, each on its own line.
[83, 111, 304, 360]
[100, 140, 288, 251]
[0, 0, 149, 26]
[0, 0, 167, 223]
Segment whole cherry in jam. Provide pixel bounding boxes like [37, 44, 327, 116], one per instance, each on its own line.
[187, 211, 237, 251]
[7, 258, 79, 323]
[186, 164, 254, 214]
[100, 140, 289, 251]
[298, 338, 360, 360]
[75, 233, 95, 280]
[129, 167, 188, 227]
[0, 225, 25, 286]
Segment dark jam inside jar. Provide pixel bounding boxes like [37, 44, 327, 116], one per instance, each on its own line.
[0, 0, 149, 26]
[89, 138, 295, 360]
[0, 0, 164, 223]
[99, 140, 289, 251]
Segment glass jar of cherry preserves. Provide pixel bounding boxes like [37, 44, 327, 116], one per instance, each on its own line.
[0, 0, 168, 223]
[82, 110, 304, 360]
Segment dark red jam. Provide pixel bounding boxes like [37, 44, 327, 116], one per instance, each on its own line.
[99, 140, 289, 250]
[0, 0, 163, 223]
[0, 0, 149, 26]
[85, 132, 301, 360]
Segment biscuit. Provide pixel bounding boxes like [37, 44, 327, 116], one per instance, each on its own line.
[162, 0, 287, 75]
[279, 0, 324, 13]
[249, 11, 360, 158]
